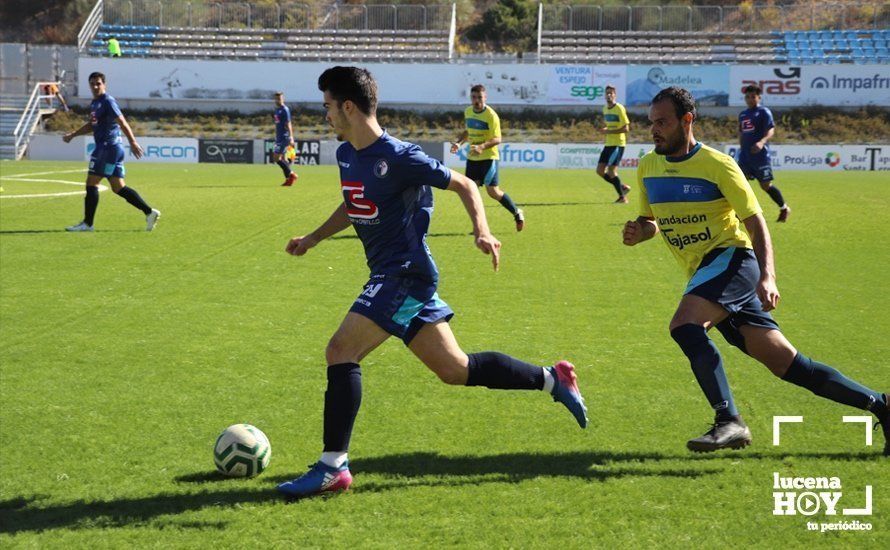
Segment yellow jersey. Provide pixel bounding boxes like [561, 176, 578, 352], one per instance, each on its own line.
[603, 102, 629, 147]
[637, 142, 762, 278]
[464, 105, 500, 161]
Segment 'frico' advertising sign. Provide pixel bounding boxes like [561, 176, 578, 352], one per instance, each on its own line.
[85, 137, 198, 163]
[444, 142, 557, 169]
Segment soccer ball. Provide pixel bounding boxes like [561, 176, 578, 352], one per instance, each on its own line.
[213, 424, 271, 477]
[284, 145, 297, 162]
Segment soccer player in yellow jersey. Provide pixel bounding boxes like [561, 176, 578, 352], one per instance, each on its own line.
[598, 85, 631, 203]
[622, 87, 888, 455]
[451, 84, 525, 231]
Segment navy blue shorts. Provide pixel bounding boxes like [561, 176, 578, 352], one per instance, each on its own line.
[598, 146, 625, 167]
[88, 144, 126, 178]
[466, 159, 499, 186]
[685, 247, 780, 353]
[737, 156, 774, 183]
[273, 140, 290, 155]
[349, 274, 454, 345]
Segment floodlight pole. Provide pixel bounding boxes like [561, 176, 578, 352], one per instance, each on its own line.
[537, 2, 543, 63]
[448, 3, 456, 60]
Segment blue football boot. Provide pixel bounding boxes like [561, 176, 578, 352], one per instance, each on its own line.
[277, 460, 353, 499]
[548, 361, 588, 428]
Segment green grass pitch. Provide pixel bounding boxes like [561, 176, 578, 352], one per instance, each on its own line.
[1, 160, 887, 547]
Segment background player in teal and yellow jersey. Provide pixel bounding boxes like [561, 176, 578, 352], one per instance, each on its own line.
[597, 85, 631, 203]
[451, 85, 524, 231]
[622, 86, 888, 455]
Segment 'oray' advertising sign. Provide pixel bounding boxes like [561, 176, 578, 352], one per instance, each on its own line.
[443, 143, 557, 169]
[199, 139, 253, 163]
[85, 137, 198, 163]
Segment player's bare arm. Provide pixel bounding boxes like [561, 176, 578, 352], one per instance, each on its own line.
[116, 115, 144, 159]
[602, 124, 630, 135]
[288, 121, 295, 147]
[470, 136, 501, 156]
[622, 216, 658, 246]
[751, 127, 775, 154]
[286, 203, 351, 256]
[447, 170, 501, 271]
[63, 122, 92, 143]
[742, 213, 780, 311]
[450, 130, 469, 153]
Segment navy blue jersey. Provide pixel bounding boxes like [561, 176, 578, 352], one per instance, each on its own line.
[337, 131, 451, 280]
[274, 105, 291, 141]
[738, 106, 774, 159]
[90, 94, 123, 146]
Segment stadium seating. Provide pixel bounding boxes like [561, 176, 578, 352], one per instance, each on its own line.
[539, 29, 889, 64]
[89, 24, 451, 61]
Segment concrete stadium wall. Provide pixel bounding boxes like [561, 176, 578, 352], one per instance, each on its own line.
[78, 57, 890, 108]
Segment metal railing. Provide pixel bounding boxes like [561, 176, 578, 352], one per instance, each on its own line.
[13, 82, 60, 161]
[100, 1, 453, 31]
[78, 0, 105, 50]
[543, 2, 890, 32]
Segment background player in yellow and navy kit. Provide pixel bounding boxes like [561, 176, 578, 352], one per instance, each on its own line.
[451, 85, 524, 231]
[62, 71, 160, 232]
[737, 84, 790, 221]
[622, 87, 888, 454]
[597, 85, 631, 203]
[276, 67, 588, 500]
[272, 91, 297, 186]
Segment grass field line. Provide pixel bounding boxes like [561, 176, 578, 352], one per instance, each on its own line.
[0, 171, 106, 200]
[1, 168, 87, 178]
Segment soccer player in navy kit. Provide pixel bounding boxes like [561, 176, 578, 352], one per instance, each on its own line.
[737, 85, 790, 222]
[276, 66, 589, 499]
[272, 92, 298, 186]
[63, 72, 160, 232]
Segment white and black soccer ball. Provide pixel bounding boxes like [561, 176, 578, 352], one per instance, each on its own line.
[213, 424, 271, 477]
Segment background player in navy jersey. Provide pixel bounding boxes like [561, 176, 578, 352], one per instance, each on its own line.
[276, 66, 589, 499]
[271, 92, 297, 186]
[62, 71, 160, 232]
[737, 84, 790, 222]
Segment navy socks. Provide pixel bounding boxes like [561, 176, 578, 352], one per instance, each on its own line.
[116, 186, 152, 215]
[782, 352, 884, 411]
[498, 193, 518, 215]
[277, 159, 293, 177]
[603, 174, 624, 196]
[671, 324, 738, 420]
[466, 351, 544, 390]
[323, 363, 362, 452]
[765, 185, 786, 207]
[84, 185, 99, 226]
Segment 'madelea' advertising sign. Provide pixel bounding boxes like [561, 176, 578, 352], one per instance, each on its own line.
[557, 143, 652, 169]
[443, 142, 558, 169]
[199, 139, 253, 163]
[85, 137, 198, 163]
[725, 144, 890, 171]
[627, 65, 730, 106]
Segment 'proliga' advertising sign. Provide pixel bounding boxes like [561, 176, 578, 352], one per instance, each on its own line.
[725, 144, 890, 171]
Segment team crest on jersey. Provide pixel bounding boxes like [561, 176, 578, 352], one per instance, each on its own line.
[373, 159, 389, 178]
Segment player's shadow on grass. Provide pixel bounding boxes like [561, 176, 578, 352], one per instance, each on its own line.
[1, 450, 877, 534]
